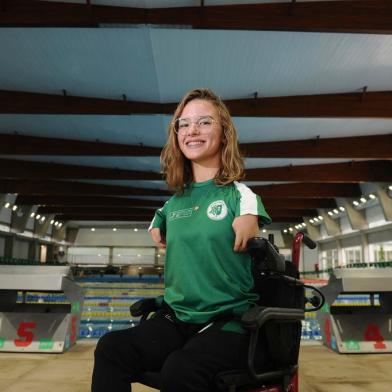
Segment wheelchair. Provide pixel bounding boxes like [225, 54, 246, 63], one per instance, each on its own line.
[130, 232, 324, 392]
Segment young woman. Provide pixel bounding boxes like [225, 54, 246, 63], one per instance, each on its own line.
[92, 88, 271, 392]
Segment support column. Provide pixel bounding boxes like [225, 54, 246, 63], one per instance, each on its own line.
[28, 240, 39, 261]
[52, 225, 66, 242]
[34, 214, 54, 237]
[320, 211, 341, 237]
[4, 236, 14, 258]
[46, 244, 54, 262]
[361, 232, 370, 264]
[303, 218, 321, 240]
[10, 205, 33, 233]
[376, 184, 392, 221]
[66, 228, 79, 244]
[344, 201, 368, 230]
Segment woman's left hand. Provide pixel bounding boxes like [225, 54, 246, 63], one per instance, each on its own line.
[232, 214, 259, 252]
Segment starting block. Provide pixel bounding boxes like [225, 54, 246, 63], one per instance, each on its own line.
[317, 268, 392, 353]
[0, 265, 84, 353]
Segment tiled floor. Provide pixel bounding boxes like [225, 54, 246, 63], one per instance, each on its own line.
[0, 340, 391, 391]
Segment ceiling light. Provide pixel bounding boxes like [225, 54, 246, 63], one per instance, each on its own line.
[318, 216, 323, 220]
[30, 212, 36, 218]
[369, 194, 376, 200]
[314, 217, 319, 222]
[134, 228, 138, 232]
[91, 228, 95, 232]
[113, 228, 117, 232]
[4, 202, 10, 208]
[328, 211, 333, 216]
[353, 201, 359, 206]
[309, 219, 314, 224]
[339, 206, 345, 212]
[302, 223, 307, 227]
[360, 197, 367, 203]
[12, 205, 17, 211]
[98, 254, 102, 257]
[41, 216, 45, 222]
[137, 254, 141, 257]
[283, 229, 288, 233]
[36, 214, 41, 220]
[117, 254, 121, 257]
[388, 185, 392, 191]
[50, 220, 55, 224]
[54, 221, 59, 226]
[333, 209, 339, 214]
[58, 223, 62, 228]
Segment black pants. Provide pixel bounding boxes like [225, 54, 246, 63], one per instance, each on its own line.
[91, 309, 267, 392]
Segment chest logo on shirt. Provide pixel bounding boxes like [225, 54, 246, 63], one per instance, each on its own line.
[168, 208, 193, 221]
[207, 200, 228, 221]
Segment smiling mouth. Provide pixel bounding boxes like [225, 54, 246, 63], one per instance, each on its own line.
[185, 140, 205, 147]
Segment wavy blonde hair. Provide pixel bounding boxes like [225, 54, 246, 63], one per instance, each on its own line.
[161, 88, 244, 193]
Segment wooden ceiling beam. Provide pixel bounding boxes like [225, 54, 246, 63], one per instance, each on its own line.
[242, 134, 392, 158]
[246, 160, 392, 181]
[0, 158, 162, 180]
[4, 158, 391, 182]
[16, 194, 336, 210]
[55, 214, 153, 222]
[262, 198, 336, 210]
[38, 206, 155, 215]
[54, 214, 302, 223]
[38, 206, 317, 217]
[253, 183, 361, 198]
[3, 89, 392, 117]
[1, 1, 391, 34]
[16, 195, 163, 207]
[1, 133, 391, 159]
[0, 134, 161, 156]
[0, 179, 171, 197]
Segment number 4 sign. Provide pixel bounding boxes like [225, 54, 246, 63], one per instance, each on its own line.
[364, 324, 386, 349]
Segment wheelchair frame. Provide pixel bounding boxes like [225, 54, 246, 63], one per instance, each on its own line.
[130, 231, 319, 392]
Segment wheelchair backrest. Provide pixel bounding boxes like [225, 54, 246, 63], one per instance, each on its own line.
[249, 237, 304, 368]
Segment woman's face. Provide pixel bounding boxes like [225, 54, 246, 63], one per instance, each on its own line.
[177, 99, 224, 167]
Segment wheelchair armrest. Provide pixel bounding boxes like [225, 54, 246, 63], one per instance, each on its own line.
[241, 306, 304, 331]
[130, 298, 160, 319]
[241, 306, 304, 382]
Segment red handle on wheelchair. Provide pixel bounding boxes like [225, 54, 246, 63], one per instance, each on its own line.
[291, 231, 317, 270]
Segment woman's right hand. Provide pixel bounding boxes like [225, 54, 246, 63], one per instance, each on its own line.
[150, 228, 166, 248]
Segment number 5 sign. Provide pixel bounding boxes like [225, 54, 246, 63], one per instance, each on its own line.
[14, 322, 36, 347]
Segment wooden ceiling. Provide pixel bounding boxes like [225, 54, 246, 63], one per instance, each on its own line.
[1, 1, 392, 227]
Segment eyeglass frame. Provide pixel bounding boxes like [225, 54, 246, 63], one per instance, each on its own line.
[172, 115, 220, 135]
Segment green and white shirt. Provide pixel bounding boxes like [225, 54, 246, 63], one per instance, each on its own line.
[149, 179, 271, 324]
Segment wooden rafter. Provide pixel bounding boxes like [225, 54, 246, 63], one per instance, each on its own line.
[245, 160, 392, 181]
[0, 158, 162, 180]
[0, 134, 161, 156]
[3, 89, 392, 117]
[0, 179, 171, 197]
[1, 1, 391, 34]
[38, 205, 317, 218]
[242, 134, 392, 159]
[1, 133, 391, 158]
[16, 195, 163, 207]
[53, 214, 302, 223]
[2, 158, 391, 181]
[252, 183, 361, 198]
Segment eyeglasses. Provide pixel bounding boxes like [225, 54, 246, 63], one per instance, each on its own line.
[173, 116, 218, 135]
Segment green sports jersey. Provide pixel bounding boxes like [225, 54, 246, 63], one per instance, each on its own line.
[149, 179, 271, 324]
